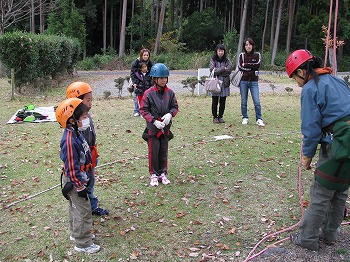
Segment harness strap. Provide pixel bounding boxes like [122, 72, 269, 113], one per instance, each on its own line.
[80, 163, 92, 172]
[315, 169, 350, 184]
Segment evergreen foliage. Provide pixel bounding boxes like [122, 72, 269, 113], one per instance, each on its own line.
[0, 31, 80, 89]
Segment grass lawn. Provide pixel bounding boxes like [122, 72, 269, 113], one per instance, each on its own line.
[0, 76, 312, 261]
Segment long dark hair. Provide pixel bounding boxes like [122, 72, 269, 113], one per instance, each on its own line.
[242, 37, 255, 53]
[212, 44, 227, 61]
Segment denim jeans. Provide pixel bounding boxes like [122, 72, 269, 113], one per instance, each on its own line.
[133, 93, 139, 114]
[87, 170, 98, 211]
[239, 81, 262, 120]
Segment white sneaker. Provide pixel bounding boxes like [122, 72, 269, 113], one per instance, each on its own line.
[159, 173, 170, 185]
[150, 174, 159, 186]
[74, 243, 100, 254]
[70, 234, 95, 241]
[133, 112, 140, 117]
[256, 119, 265, 126]
[242, 118, 248, 125]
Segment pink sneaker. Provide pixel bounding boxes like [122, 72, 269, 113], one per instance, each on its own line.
[159, 173, 170, 185]
[150, 174, 159, 186]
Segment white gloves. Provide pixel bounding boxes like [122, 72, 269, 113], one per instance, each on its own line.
[161, 113, 172, 125]
[154, 120, 165, 129]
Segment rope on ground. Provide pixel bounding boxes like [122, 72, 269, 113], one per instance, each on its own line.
[243, 143, 304, 261]
[244, 140, 350, 261]
[2, 131, 300, 210]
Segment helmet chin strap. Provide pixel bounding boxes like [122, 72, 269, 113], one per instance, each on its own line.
[295, 73, 305, 80]
[154, 77, 168, 88]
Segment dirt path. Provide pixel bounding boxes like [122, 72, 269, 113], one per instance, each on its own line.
[76, 70, 297, 98]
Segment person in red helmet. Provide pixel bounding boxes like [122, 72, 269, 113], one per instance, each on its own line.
[286, 49, 350, 251]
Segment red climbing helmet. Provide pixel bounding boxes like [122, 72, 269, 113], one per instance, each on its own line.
[285, 49, 314, 78]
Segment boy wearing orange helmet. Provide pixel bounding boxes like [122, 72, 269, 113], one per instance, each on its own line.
[56, 98, 100, 254]
[66, 81, 109, 216]
[286, 49, 350, 251]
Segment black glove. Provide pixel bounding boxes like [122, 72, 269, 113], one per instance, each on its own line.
[77, 188, 89, 201]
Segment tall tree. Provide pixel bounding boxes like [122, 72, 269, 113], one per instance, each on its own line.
[271, 0, 284, 65]
[0, 0, 29, 34]
[236, 0, 249, 64]
[269, 0, 277, 51]
[119, 0, 127, 57]
[286, 0, 296, 55]
[261, 0, 269, 55]
[39, 0, 44, 33]
[154, 0, 166, 55]
[103, 0, 107, 54]
[30, 0, 35, 33]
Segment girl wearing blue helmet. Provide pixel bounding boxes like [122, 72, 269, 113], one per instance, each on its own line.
[139, 63, 179, 186]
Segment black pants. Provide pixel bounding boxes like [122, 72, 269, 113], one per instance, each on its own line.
[148, 136, 169, 176]
[212, 96, 227, 118]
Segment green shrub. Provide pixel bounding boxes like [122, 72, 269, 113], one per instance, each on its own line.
[0, 31, 81, 89]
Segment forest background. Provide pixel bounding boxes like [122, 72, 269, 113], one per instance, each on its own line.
[0, 0, 350, 77]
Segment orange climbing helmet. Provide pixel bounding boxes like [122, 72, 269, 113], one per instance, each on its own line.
[285, 49, 314, 78]
[66, 81, 93, 98]
[55, 98, 83, 128]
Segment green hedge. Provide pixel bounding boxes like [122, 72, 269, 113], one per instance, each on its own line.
[0, 31, 81, 88]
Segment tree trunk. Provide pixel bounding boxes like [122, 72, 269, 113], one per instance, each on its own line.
[154, 0, 166, 55]
[236, 0, 249, 65]
[179, 0, 183, 35]
[261, 0, 270, 54]
[230, 0, 235, 30]
[129, 0, 134, 53]
[110, 3, 113, 49]
[170, 0, 174, 29]
[39, 0, 44, 33]
[269, 0, 277, 52]
[286, 0, 296, 55]
[30, 0, 35, 33]
[119, 0, 127, 57]
[271, 0, 284, 65]
[103, 0, 107, 54]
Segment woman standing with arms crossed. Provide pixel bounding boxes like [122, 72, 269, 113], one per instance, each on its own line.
[238, 38, 265, 126]
[209, 44, 232, 124]
[130, 48, 153, 117]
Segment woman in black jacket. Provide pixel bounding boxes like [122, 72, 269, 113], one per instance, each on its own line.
[130, 48, 153, 116]
[209, 44, 233, 123]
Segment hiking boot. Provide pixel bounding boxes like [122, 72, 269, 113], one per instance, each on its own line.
[70, 234, 95, 241]
[213, 118, 220, 124]
[242, 118, 248, 125]
[218, 118, 225, 123]
[150, 174, 159, 186]
[256, 119, 265, 126]
[92, 207, 109, 216]
[74, 243, 100, 254]
[319, 228, 338, 245]
[159, 173, 170, 185]
[290, 232, 319, 251]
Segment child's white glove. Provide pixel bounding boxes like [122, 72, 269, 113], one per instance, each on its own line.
[161, 113, 172, 125]
[154, 120, 165, 129]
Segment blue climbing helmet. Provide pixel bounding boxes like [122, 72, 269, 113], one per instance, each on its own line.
[150, 63, 169, 77]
